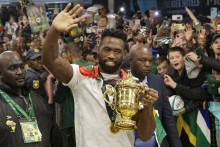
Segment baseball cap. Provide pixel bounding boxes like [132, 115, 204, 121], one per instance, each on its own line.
[212, 34, 220, 43]
[87, 6, 99, 14]
[26, 48, 42, 60]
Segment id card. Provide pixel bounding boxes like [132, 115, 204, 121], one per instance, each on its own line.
[19, 118, 42, 143]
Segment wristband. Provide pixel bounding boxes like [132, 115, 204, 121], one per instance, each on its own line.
[194, 21, 200, 25]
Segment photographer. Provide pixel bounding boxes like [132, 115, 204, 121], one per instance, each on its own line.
[18, 15, 31, 42]
[83, 15, 107, 51]
[187, 34, 220, 73]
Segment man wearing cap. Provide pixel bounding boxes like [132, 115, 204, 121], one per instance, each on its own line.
[210, 34, 220, 60]
[24, 48, 49, 101]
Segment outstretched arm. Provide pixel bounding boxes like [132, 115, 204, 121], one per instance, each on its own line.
[42, 4, 86, 83]
[185, 7, 199, 24]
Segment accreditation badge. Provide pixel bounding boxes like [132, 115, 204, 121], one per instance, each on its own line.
[19, 118, 42, 143]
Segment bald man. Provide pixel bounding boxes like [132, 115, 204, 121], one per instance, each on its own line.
[129, 44, 182, 147]
[0, 51, 63, 147]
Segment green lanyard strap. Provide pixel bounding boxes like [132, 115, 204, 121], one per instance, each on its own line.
[0, 90, 34, 120]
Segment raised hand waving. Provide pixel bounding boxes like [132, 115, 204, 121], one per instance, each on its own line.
[52, 4, 86, 33]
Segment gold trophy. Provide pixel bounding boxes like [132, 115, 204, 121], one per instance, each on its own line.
[103, 70, 149, 133]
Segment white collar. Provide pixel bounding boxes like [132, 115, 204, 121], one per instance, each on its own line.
[100, 72, 118, 80]
[132, 75, 148, 84]
[142, 76, 148, 84]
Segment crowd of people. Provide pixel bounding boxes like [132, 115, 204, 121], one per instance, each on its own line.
[0, 2, 220, 147]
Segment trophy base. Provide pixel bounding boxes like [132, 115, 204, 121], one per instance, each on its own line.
[110, 123, 120, 134]
[115, 119, 136, 130]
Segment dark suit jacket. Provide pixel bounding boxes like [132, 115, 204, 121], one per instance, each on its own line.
[147, 74, 182, 147]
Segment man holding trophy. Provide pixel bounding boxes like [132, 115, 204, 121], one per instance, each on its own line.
[42, 4, 158, 147]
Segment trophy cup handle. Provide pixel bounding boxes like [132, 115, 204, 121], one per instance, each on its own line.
[138, 83, 150, 110]
[103, 85, 119, 133]
[103, 85, 116, 110]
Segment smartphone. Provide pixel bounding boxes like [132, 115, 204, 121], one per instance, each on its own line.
[135, 19, 140, 25]
[160, 20, 171, 29]
[172, 15, 183, 21]
[211, 7, 217, 18]
[175, 23, 185, 30]
[156, 37, 172, 46]
[165, 20, 171, 27]
[86, 26, 96, 34]
[107, 13, 116, 19]
[217, 24, 220, 32]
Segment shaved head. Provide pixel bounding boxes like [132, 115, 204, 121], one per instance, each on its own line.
[129, 43, 153, 81]
[0, 51, 20, 72]
[0, 51, 26, 89]
[129, 43, 151, 60]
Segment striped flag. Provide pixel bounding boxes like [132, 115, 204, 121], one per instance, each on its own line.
[176, 108, 211, 147]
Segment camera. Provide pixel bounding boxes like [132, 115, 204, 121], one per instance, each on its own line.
[156, 37, 172, 46]
[85, 25, 97, 35]
[172, 15, 183, 21]
[139, 26, 150, 35]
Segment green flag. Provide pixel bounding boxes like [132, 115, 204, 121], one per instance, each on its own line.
[0, 19, 4, 30]
[154, 110, 167, 145]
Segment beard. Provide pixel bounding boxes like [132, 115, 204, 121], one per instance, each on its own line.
[99, 58, 122, 74]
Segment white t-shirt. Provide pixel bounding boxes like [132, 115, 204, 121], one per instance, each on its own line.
[64, 64, 134, 147]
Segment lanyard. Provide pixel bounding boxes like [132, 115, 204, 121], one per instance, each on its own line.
[99, 71, 122, 123]
[0, 90, 34, 120]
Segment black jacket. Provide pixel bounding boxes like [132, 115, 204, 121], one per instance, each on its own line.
[169, 68, 211, 101]
[200, 56, 220, 72]
[24, 68, 48, 101]
[168, 68, 211, 113]
[148, 74, 182, 147]
[0, 81, 62, 147]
